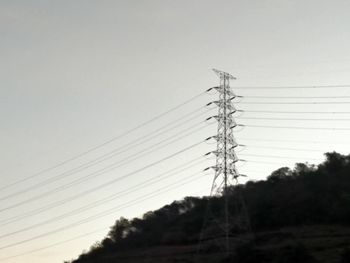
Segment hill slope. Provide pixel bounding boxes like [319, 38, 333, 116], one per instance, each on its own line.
[66, 152, 350, 263]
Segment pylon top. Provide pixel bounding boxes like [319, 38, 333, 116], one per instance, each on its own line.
[212, 68, 236, 80]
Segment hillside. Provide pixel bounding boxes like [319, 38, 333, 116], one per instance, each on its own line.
[66, 152, 350, 263]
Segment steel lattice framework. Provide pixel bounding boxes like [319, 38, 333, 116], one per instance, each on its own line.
[197, 69, 250, 259]
[209, 69, 240, 196]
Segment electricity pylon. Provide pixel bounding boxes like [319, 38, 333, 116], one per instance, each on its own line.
[197, 69, 251, 259]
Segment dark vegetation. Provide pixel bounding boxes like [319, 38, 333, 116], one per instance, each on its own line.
[67, 152, 350, 263]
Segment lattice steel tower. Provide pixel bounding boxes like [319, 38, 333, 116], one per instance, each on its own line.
[198, 69, 249, 258]
[209, 69, 239, 196]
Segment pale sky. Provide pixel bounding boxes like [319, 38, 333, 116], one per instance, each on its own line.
[1, 1, 350, 262]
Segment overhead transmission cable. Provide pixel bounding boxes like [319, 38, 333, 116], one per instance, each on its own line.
[0, 170, 206, 251]
[241, 153, 322, 161]
[239, 95, 350, 99]
[0, 120, 206, 203]
[0, 158, 207, 239]
[238, 101, 350, 105]
[237, 110, 350, 114]
[237, 116, 350, 121]
[234, 84, 350, 89]
[1, 188, 214, 262]
[240, 145, 328, 152]
[0, 106, 213, 202]
[0, 91, 206, 192]
[0, 138, 207, 213]
[238, 124, 350, 131]
[0, 155, 206, 227]
[245, 160, 309, 166]
[237, 137, 350, 145]
[0, 227, 109, 262]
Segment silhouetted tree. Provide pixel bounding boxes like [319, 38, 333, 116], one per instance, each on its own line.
[69, 152, 350, 263]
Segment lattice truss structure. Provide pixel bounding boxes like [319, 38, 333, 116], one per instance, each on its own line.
[197, 69, 251, 257]
[208, 69, 240, 195]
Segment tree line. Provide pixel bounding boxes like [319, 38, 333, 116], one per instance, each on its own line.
[68, 152, 350, 262]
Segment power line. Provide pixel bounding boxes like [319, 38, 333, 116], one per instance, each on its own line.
[234, 84, 350, 89]
[241, 153, 322, 161]
[0, 139, 205, 213]
[0, 186, 213, 261]
[0, 91, 205, 192]
[238, 169, 273, 174]
[239, 101, 350, 105]
[237, 110, 350, 114]
[0, 156, 206, 227]
[245, 160, 311, 166]
[238, 116, 350, 121]
[243, 145, 326, 152]
[0, 227, 109, 261]
[0, 170, 206, 251]
[238, 95, 350, 99]
[0, 108, 212, 202]
[0, 120, 206, 202]
[0, 160, 206, 239]
[239, 124, 350, 131]
[238, 137, 350, 145]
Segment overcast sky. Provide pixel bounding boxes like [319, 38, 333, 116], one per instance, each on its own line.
[1, 1, 350, 262]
